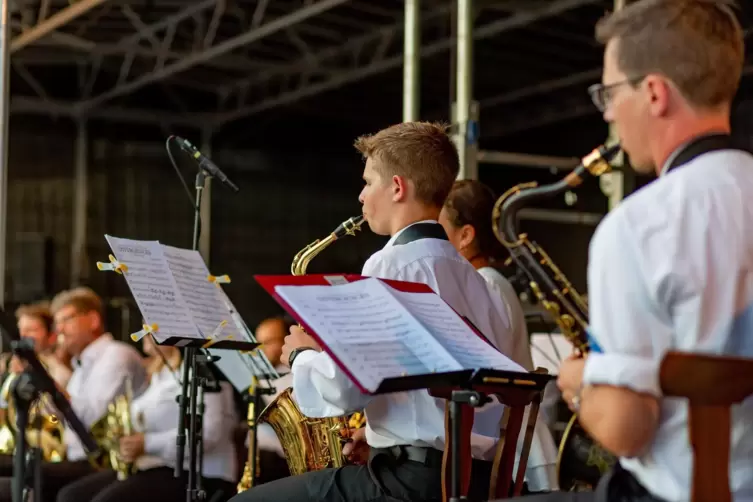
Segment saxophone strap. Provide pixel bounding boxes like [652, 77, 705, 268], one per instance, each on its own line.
[392, 222, 449, 246]
[665, 133, 743, 174]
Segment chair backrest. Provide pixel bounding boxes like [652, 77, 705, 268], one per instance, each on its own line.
[659, 351, 753, 502]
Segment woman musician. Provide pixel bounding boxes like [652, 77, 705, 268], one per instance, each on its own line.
[56, 333, 238, 502]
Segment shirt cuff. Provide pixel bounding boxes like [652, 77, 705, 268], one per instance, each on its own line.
[583, 353, 661, 397]
[290, 349, 319, 373]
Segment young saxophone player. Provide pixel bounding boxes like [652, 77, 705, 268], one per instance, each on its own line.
[506, 1, 753, 501]
[229, 121, 518, 502]
[56, 333, 238, 502]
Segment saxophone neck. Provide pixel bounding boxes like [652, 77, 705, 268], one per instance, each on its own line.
[291, 215, 365, 276]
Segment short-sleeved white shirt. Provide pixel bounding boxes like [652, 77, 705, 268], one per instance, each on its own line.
[583, 148, 753, 502]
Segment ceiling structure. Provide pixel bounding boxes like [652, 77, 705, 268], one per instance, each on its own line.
[6, 0, 753, 149]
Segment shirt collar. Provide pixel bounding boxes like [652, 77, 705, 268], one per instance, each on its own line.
[659, 139, 693, 177]
[74, 333, 113, 367]
[385, 219, 439, 248]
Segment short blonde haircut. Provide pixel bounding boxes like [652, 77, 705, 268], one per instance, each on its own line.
[50, 287, 103, 317]
[596, 0, 743, 109]
[354, 121, 460, 208]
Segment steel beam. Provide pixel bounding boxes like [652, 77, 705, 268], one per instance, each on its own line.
[477, 150, 580, 170]
[215, 0, 598, 124]
[11, 0, 108, 53]
[0, 0, 9, 306]
[75, 0, 349, 113]
[11, 96, 203, 128]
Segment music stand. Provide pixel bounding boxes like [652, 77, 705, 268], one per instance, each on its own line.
[0, 309, 99, 502]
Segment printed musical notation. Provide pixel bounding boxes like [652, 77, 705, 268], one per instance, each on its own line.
[105, 235, 200, 340]
[389, 287, 525, 373]
[161, 245, 241, 341]
[274, 277, 525, 393]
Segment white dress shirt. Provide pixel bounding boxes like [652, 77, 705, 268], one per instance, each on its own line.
[131, 363, 238, 482]
[292, 220, 516, 461]
[65, 333, 147, 461]
[476, 266, 559, 491]
[583, 148, 753, 502]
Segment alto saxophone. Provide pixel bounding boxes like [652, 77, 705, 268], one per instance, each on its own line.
[491, 144, 620, 491]
[241, 216, 366, 489]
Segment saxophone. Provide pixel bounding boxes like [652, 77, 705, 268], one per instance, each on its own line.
[491, 144, 620, 491]
[253, 215, 366, 478]
[89, 377, 135, 480]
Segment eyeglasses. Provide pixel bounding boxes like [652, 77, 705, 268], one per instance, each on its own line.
[588, 77, 644, 112]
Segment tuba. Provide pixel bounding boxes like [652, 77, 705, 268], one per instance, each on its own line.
[89, 377, 135, 480]
[254, 216, 366, 478]
[491, 144, 620, 491]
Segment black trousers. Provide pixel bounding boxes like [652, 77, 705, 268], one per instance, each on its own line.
[56, 466, 236, 502]
[0, 460, 95, 502]
[500, 464, 665, 502]
[229, 447, 493, 502]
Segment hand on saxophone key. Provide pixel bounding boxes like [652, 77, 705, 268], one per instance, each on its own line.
[281, 325, 321, 367]
[557, 356, 587, 413]
[119, 433, 145, 463]
[342, 427, 369, 465]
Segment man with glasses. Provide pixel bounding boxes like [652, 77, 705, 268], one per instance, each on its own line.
[0, 287, 147, 502]
[503, 1, 753, 501]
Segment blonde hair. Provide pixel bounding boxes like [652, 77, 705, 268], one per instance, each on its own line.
[595, 0, 743, 109]
[15, 302, 53, 332]
[50, 287, 103, 317]
[354, 121, 459, 207]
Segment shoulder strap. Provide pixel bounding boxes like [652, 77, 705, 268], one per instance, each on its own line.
[666, 134, 744, 174]
[392, 222, 449, 246]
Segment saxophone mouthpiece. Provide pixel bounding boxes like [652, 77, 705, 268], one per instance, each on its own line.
[333, 215, 365, 240]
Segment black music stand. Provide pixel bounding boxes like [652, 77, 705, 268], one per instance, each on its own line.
[0, 309, 99, 502]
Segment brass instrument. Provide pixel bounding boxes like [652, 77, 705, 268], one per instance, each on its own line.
[0, 372, 66, 463]
[90, 377, 135, 479]
[492, 144, 620, 491]
[255, 215, 366, 477]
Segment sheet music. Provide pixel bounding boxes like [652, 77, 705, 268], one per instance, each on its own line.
[105, 235, 200, 341]
[386, 287, 525, 373]
[275, 278, 460, 393]
[160, 245, 241, 341]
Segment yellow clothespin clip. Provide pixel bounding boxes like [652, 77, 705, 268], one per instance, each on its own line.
[202, 320, 231, 348]
[131, 323, 158, 342]
[207, 274, 231, 287]
[96, 255, 128, 274]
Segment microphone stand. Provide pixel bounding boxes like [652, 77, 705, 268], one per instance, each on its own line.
[176, 169, 207, 502]
[6, 338, 98, 502]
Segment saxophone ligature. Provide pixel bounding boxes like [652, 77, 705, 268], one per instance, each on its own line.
[492, 144, 620, 491]
[254, 215, 366, 478]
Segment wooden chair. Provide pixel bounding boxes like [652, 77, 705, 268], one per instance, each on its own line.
[435, 368, 552, 502]
[659, 351, 753, 502]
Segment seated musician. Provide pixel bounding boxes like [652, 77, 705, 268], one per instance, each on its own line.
[0, 303, 73, 474]
[439, 180, 559, 492]
[3, 302, 72, 388]
[56, 333, 237, 502]
[230, 122, 520, 502]
[0, 287, 148, 502]
[506, 1, 753, 501]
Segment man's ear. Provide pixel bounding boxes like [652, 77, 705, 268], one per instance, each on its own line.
[392, 175, 408, 202]
[645, 75, 670, 118]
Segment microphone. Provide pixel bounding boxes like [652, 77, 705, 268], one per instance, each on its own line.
[173, 136, 240, 192]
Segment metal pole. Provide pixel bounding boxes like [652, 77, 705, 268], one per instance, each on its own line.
[0, 0, 11, 307]
[403, 0, 420, 122]
[70, 119, 89, 287]
[198, 129, 212, 263]
[601, 0, 627, 211]
[454, 0, 476, 180]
